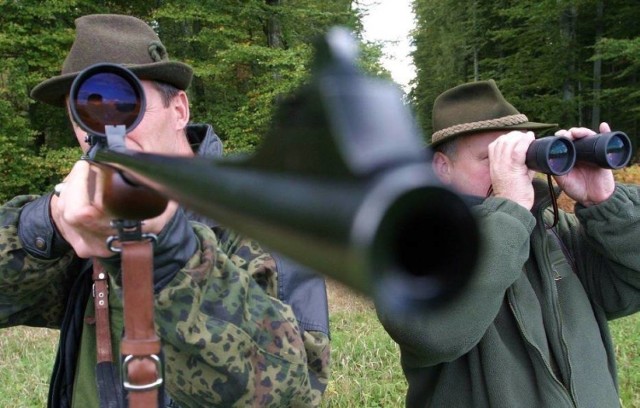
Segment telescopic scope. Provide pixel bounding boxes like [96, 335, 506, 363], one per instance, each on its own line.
[69, 63, 146, 137]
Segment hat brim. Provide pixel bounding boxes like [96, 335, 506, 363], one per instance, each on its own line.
[430, 120, 557, 147]
[31, 61, 193, 106]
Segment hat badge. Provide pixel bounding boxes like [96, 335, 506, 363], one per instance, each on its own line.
[148, 41, 167, 62]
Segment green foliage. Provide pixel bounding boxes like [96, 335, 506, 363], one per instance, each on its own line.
[410, 0, 640, 151]
[0, 0, 384, 195]
[593, 35, 640, 151]
[0, 133, 36, 202]
[0, 133, 77, 202]
[154, 0, 364, 152]
[0, 0, 79, 148]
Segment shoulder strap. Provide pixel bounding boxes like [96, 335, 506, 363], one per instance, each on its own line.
[93, 261, 113, 363]
[120, 239, 163, 408]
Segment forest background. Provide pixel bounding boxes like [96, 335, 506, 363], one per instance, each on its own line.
[0, 0, 638, 406]
[3, 0, 640, 200]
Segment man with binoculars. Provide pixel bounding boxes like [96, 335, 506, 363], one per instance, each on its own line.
[376, 80, 640, 407]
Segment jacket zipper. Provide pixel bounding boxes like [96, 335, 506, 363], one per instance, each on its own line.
[540, 213, 580, 406]
[507, 288, 577, 407]
[546, 258, 579, 406]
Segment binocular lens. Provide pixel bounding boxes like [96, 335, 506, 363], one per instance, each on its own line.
[605, 135, 628, 168]
[525, 136, 575, 176]
[527, 131, 633, 175]
[548, 140, 572, 175]
[70, 65, 144, 136]
[573, 131, 632, 169]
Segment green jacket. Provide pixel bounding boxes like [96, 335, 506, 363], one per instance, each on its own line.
[377, 181, 640, 408]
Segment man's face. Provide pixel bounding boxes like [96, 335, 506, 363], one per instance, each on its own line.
[433, 130, 504, 197]
[70, 80, 191, 156]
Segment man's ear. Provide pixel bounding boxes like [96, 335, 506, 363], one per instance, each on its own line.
[172, 90, 190, 130]
[432, 151, 453, 184]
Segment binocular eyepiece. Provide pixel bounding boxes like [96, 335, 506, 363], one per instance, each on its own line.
[525, 132, 633, 175]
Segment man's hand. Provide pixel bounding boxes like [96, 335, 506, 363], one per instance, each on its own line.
[51, 160, 177, 258]
[554, 122, 616, 207]
[488, 131, 536, 210]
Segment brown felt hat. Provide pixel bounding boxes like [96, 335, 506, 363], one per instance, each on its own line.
[31, 14, 193, 106]
[430, 80, 556, 147]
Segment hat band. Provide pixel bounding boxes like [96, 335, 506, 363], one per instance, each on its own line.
[432, 113, 529, 144]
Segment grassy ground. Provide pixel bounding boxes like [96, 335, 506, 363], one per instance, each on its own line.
[0, 326, 58, 407]
[0, 280, 637, 407]
[320, 281, 405, 407]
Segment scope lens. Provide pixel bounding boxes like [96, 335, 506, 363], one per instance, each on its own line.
[74, 72, 142, 134]
[605, 135, 628, 167]
[548, 140, 571, 174]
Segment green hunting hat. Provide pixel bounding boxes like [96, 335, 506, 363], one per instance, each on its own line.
[430, 80, 556, 147]
[31, 14, 193, 106]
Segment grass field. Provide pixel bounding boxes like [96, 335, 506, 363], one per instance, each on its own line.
[0, 279, 638, 407]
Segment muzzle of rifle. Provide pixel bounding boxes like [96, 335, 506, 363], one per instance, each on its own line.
[95, 148, 479, 313]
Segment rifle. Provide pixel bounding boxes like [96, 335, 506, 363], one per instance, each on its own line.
[70, 27, 479, 314]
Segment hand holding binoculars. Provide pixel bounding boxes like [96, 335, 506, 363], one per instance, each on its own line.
[525, 131, 633, 175]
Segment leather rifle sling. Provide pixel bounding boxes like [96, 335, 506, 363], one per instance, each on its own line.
[93, 260, 113, 363]
[93, 260, 125, 408]
[120, 239, 162, 407]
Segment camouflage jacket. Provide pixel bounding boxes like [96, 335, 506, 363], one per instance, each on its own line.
[0, 124, 330, 407]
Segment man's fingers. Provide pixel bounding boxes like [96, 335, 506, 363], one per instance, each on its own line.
[54, 183, 65, 197]
[599, 122, 611, 133]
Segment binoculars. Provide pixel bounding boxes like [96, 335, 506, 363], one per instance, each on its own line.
[525, 132, 633, 175]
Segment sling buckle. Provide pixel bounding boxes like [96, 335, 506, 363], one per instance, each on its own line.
[122, 354, 163, 391]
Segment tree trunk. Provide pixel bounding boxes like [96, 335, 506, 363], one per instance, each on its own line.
[559, 2, 578, 125]
[472, 0, 479, 81]
[265, 0, 284, 49]
[591, 0, 604, 129]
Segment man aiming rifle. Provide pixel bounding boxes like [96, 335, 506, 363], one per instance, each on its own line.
[0, 14, 330, 407]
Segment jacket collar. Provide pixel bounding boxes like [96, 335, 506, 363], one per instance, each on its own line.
[186, 123, 223, 158]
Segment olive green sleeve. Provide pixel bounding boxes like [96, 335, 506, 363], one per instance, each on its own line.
[376, 197, 536, 367]
[563, 184, 640, 319]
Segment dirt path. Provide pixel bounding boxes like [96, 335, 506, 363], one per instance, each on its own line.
[325, 278, 372, 314]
